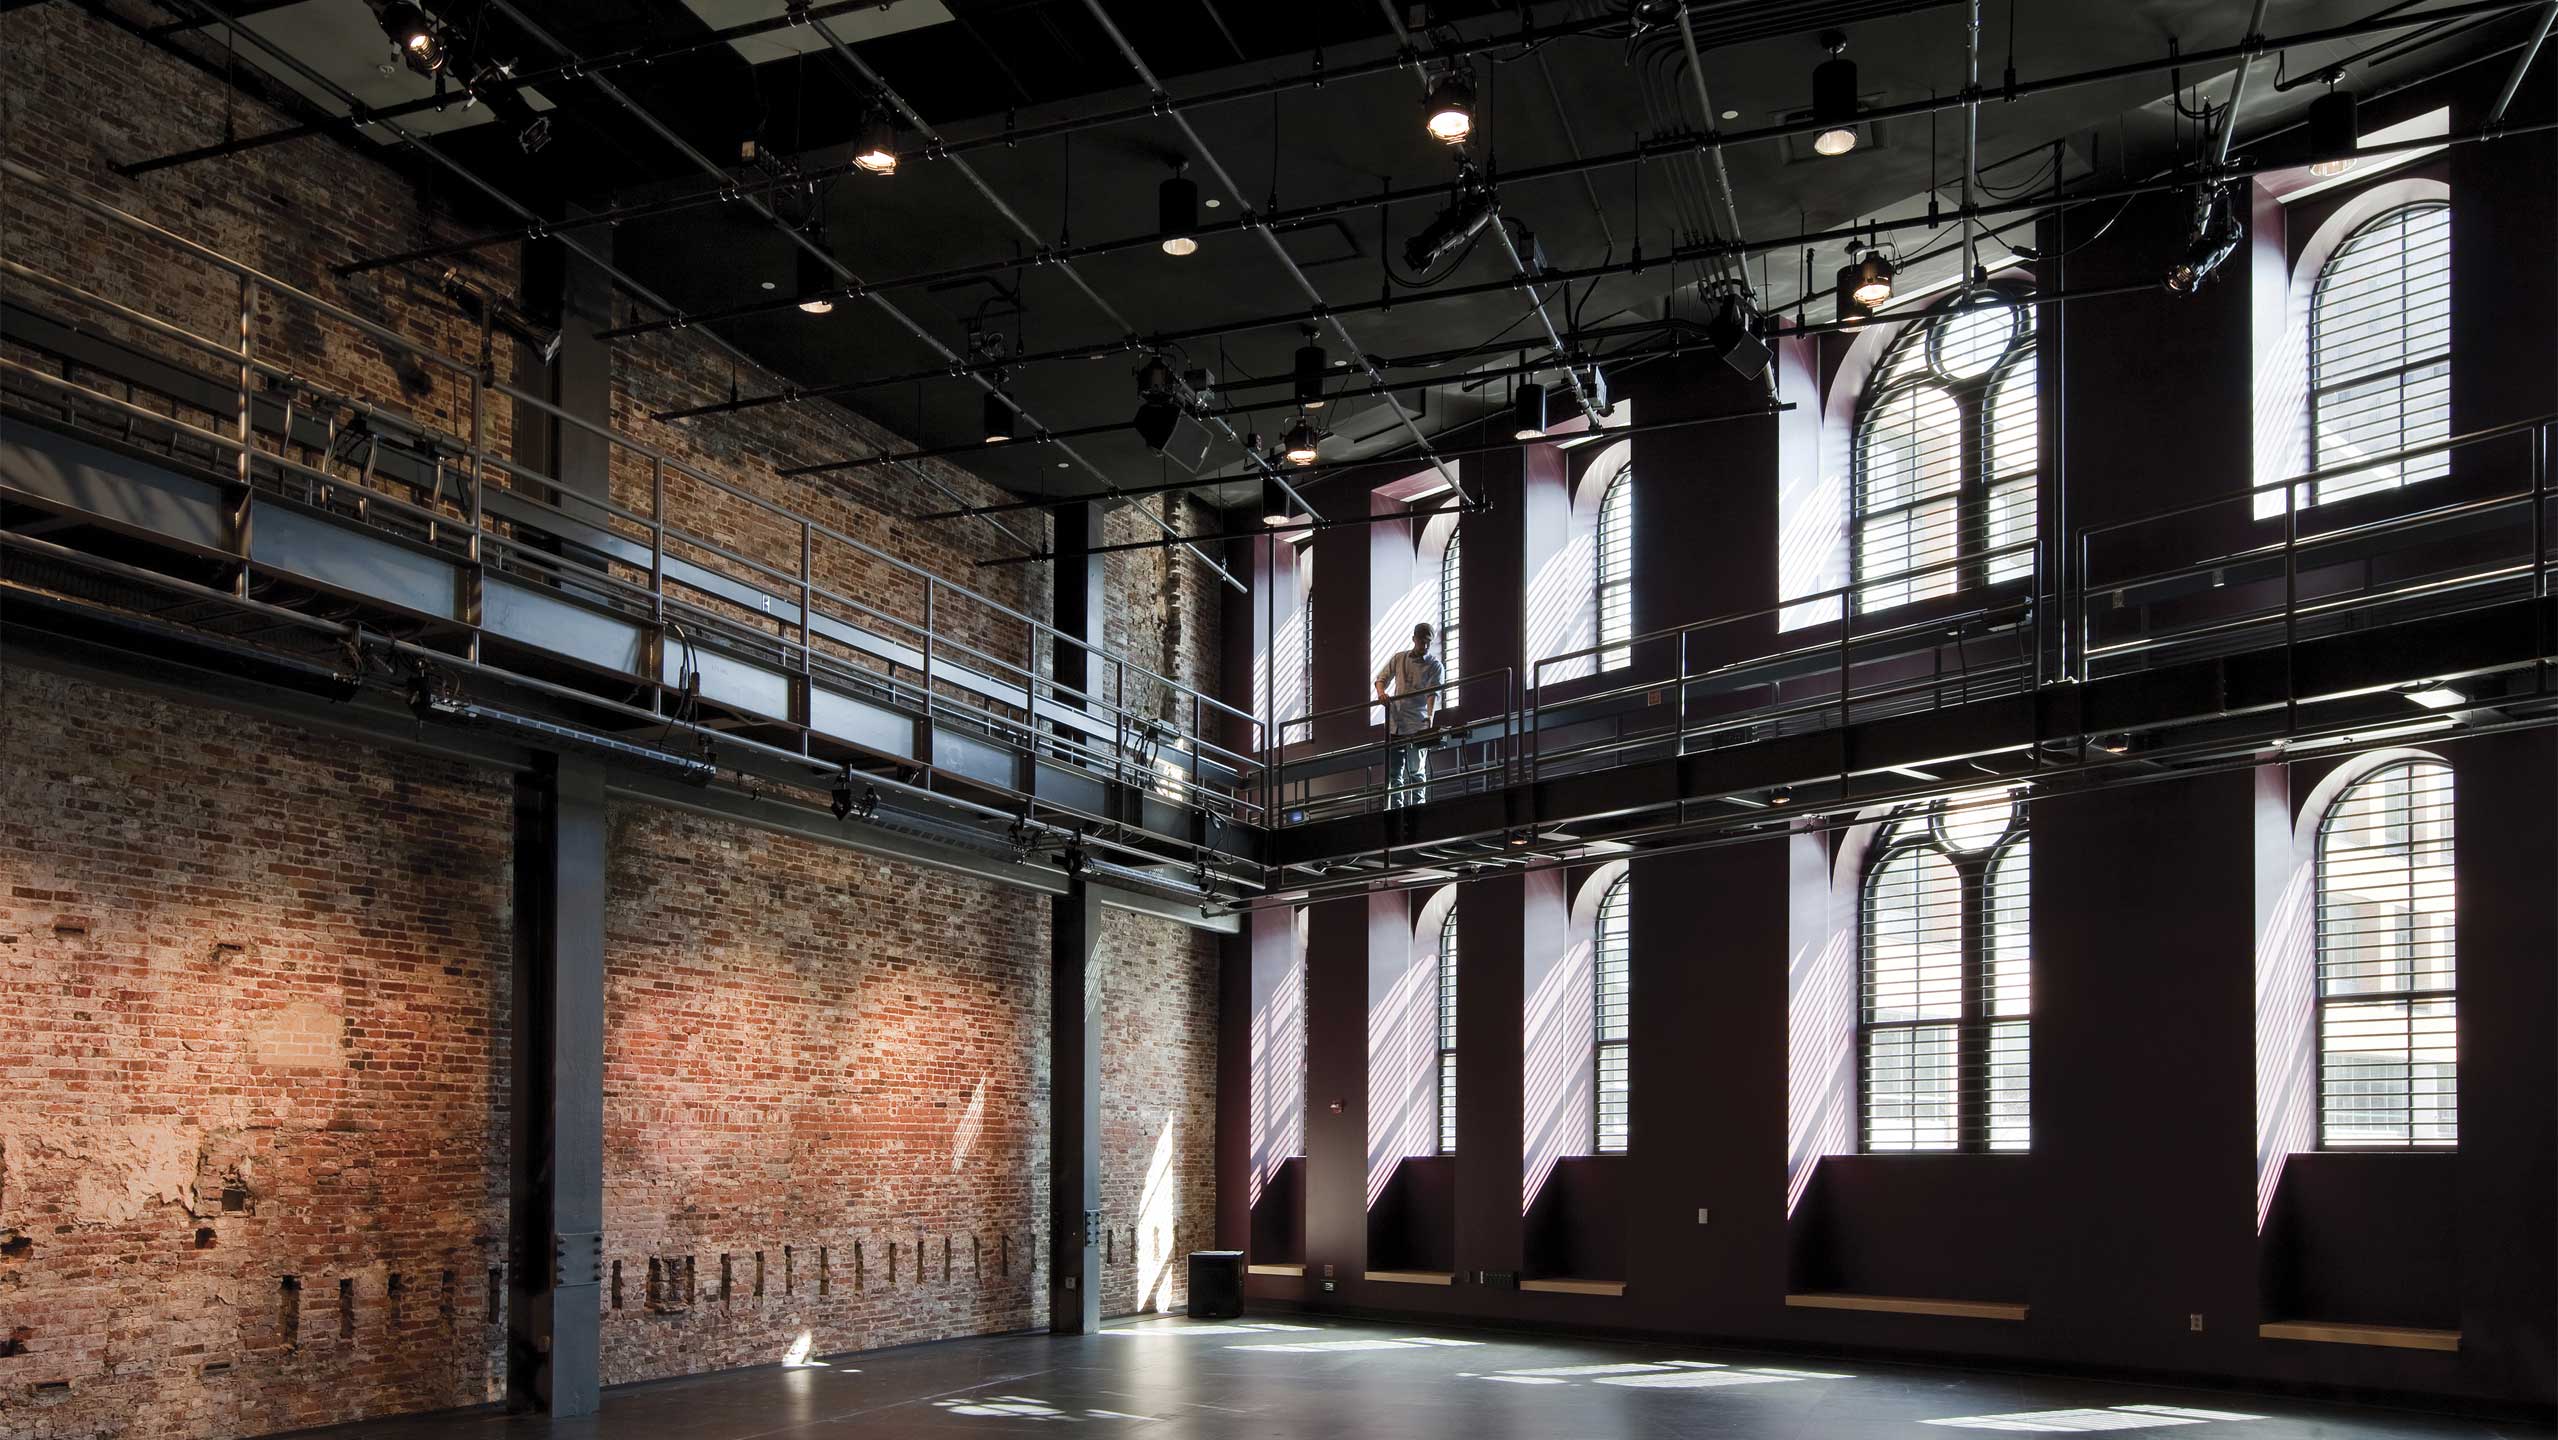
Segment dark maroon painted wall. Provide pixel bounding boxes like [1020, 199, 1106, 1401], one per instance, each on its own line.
[1218, 61, 2556, 1412]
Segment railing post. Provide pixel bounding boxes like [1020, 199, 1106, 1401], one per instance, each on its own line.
[2535, 425, 2550, 696]
[466, 344, 487, 664]
[649, 455, 666, 625]
[2282, 479, 2300, 735]
[1676, 630, 1690, 761]
[799, 519, 814, 678]
[233, 275, 255, 598]
[921, 579, 938, 783]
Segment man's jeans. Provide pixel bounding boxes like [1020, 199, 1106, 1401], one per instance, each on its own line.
[1386, 733, 1429, 809]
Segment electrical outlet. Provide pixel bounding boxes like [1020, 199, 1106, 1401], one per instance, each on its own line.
[2189, 1313, 2204, 1332]
[1322, 1263, 1335, 1279]
[1696, 1208, 1710, 1225]
[1321, 1279, 1337, 1293]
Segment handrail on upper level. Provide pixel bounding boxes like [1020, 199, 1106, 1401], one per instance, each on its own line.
[0, 155, 1260, 835]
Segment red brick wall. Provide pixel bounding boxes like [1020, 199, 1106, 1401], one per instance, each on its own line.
[1094, 909, 1222, 1317]
[0, 668, 514, 1440]
[594, 805, 1051, 1382]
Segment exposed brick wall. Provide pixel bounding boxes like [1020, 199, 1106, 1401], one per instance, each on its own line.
[1094, 909, 1222, 1317]
[594, 805, 1051, 1384]
[0, 668, 514, 1440]
[2, 4, 1229, 1433]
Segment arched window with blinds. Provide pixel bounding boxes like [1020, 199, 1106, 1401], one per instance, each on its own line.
[1437, 906, 1460, 1154]
[1851, 290, 2039, 612]
[2310, 203, 2451, 504]
[1438, 526, 1463, 688]
[1596, 470, 1634, 670]
[2316, 758, 2456, 1147]
[1593, 874, 1632, 1152]
[1859, 791, 2032, 1152]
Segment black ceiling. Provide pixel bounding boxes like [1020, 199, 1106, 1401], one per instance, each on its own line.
[190, 0, 2536, 515]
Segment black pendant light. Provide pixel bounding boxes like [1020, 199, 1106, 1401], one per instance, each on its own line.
[1511, 381, 1549, 440]
[2308, 84, 2360, 178]
[1811, 31, 1858, 156]
[1282, 417, 1322, 466]
[1261, 474, 1299, 526]
[795, 228, 836, 315]
[1835, 264, 1874, 326]
[982, 389, 1014, 444]
[1158, 158, 1200, 256]
[1293, 329, 1329, 410]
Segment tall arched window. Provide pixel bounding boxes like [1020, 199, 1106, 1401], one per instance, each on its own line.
[1859, 791, 2031, 1151]
[1851, 291, 2039, 612]
[2310, 203, 2451, 504]
[2316, 758, 2456, 1147]
[1593, 874, 1632, 1152]
[1438, 526, 1463, 685]
[1596, 470, 1634, 669]
[1437, 906, 1460, 1154]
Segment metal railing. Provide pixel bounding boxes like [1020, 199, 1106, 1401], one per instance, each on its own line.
[1256, 410, 2556, 826]
[0, 157, 1260, 842]
[1266, 666, 1516, 824]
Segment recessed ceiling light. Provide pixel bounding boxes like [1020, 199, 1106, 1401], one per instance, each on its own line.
[1721, 109, 1739, 121]
[1205, 197, 1221, 209]
[2404, 685, 2466, 710]
[760, 280, 775, 290]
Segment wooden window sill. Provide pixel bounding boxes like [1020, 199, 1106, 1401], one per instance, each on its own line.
[1245, 1263, 1305, 1277]
[1520, 1278, 1626, 1297]
[1786, 1292, 2028, 1321]
[2259, 1320, 2459, 1352]
[1363, 1270, 1455, 1286]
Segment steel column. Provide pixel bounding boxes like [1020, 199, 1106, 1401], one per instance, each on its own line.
[1050, 879, 1104, 1335]
[506, 754, 607, 1417]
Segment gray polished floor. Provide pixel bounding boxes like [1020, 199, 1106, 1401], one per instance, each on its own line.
[305, 1316, 2551, 1439]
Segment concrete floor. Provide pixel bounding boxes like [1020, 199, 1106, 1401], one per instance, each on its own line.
[308, 1316, 2551, 1439]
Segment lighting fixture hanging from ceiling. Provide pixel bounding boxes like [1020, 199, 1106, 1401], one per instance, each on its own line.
[1423, 64, 1476, 146]
[795, 227, 836, 315]
[2307, 79, 2361, 179]
[852, 104, 898, 176]
[1158, 157, 1200, 256]
[1835, 263, 1874, 326]
[1402, 167, 1497, 274]
[1282, 416, 1323, 467]
[1293, 329, 1329, 410]
[1849, 246, 1896, 307]
[1810, 31, 1859, 157]
[1511, 381, 1549, 440]
[378, 1, 445, 75]
[1262, 474, 1301, 526]
[982, 388, 1014, 445]
[2164, 185, 2242, 294]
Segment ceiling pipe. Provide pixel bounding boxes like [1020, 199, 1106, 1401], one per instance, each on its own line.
[1964, 0, 1983, 278]
[476, 0, 1247, 593]
[2487, 0, 2558, 124]
[657, 113, 2548, 438]
[1672, 3, 1757, 302]
[1077, 0, 1472, 504]
[938, 402, 1795, 530]
[580, 0, 2540, 352]
[116, 0, 933, 177]
[2215, 0, 2277, 167]
[147, 0, 1053, 560]
[331, 7, 1631, 278]
[1371, 0, 1601, 425]
[977, 500, 1498, 567]
[796, 11, 1320, 526]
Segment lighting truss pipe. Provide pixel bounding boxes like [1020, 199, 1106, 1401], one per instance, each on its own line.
[2488, 0, 2558, 125]
[591, 0, 2542, 360]
[788, 346, 1622, 477]
[1964, 0, 1982, 277]
[977, 501, 1494, 567]
[115, 0, 933, 177]
[1076, 0, 1470, 503]
[1367, 0, 1598, 421]
[800, 11, 1319, 525]
[331, 9, 1630, 278]
[2214, 0, 2277, 166]
[479, 0, 1244, 592]
[147, 0, 1045, 562]
[675, 114, 2552, 443]
[941, 401, 1793, 529]
[1673, 3, 1756, 300]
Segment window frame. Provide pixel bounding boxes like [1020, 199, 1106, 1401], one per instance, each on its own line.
[1593, 873, 1631, 1153]
[2305, 201, 2452, 506]
[1438, 524, 1463, 693]
[2313, 757, 2457, 1150]
[1595, 468, 1634, 670]
[1856, 796, 2032, 1154]
[1436, 905, 1459, 1155]
[1848, 289, 2039, 613]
